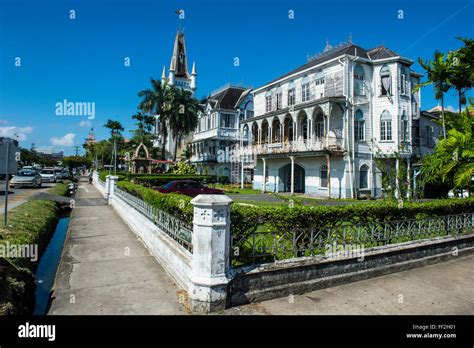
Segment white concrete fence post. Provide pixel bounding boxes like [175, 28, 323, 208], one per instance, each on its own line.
[92, 171, 99, 184]
[106, 175, 119, 202]
[189, 194, 233, 313]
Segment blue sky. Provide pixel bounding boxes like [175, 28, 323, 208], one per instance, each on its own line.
[0, 0, 473, 155]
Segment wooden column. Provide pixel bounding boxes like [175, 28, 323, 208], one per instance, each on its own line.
[326, 154, 331, 199]
[290, 156, 295, 195]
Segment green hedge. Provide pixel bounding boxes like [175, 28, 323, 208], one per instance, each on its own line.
[117, 181, 193, 225]
[230, 198, 474, 237]
[116, 181, 474, 238]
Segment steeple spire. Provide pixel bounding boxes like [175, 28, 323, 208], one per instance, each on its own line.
[169, 31, 189, 79]
[161, 65, 166, 79]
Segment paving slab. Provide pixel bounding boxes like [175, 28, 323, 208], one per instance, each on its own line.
[48, 178, 186, 315]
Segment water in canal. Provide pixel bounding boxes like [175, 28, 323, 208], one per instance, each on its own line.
[33, 216, 70, 315]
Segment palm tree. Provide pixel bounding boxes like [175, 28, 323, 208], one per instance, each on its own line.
[104, 119, 124, 173]
[447, 37, 474, 117]
[167, 86, 199, 161]
[421, 104, 474, 193]
[417, 51, 451, 139]
[131, 111, 155, 146]
[138, 78, 171, 160]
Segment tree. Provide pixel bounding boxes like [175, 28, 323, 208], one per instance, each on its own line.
[131, 111, 155, 148]
[18, 148, 40, 167]
[168, 86, 199, 161]
[138, 78, 171, 160]
[420, 102, 474, 194]
[447, 37, 474, 116]
[104, 119, 124, 172]
[417, 51, 451, 139]
[62, 156, 91, 171]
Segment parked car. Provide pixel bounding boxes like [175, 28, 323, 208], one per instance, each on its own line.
[60, 169, 70, 179]
[10, 169, 42, 188]
[156, 180, 224, 197]
[40, 168, 57, 183]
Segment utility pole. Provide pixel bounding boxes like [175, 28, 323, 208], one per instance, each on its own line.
[74, 146, 80, 156]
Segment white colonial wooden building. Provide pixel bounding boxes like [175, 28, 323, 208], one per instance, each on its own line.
[190, 84, 253, 181]
[239, 41, 422, 198]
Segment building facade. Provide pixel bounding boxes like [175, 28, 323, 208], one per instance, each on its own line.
[239, 41, 422, 198]
[189, 84, 253, 181]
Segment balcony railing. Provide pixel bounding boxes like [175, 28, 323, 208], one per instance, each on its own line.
[192, 128, 239, 142]
[239, 136, 343, 156]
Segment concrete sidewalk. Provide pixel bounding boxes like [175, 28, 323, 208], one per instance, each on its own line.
[222, 254, 474, 315]
[49, 178, 186, 315]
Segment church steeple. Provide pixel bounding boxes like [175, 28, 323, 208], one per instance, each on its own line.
[169, 31, 189, 80]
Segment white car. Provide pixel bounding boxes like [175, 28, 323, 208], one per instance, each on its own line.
[40, 168, 57, 183]
[10, 170, 42, 188]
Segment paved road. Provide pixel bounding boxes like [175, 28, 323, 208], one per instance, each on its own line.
[223, 254, 474, 315]
[49, 178, 186, 315]
[0, 180, 56, 212]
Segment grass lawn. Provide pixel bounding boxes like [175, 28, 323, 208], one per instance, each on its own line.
[211, 183, 261, 194]
[232, 199, 288, 207]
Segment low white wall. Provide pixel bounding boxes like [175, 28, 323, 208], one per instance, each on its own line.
[92, 173, 108, 198]
[110, 194, 192, 292]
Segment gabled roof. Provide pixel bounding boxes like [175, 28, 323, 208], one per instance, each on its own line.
[203, 86, 249, 111]
[261, 43, 370, 88]
[367, 45, 400, 60]
[255, 42, 417, 92]
[234, 88, 253, 108]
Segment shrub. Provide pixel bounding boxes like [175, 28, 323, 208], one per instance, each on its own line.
[169, 161, 197, 174]
[117, 181, 193, 225]
[230, 198, 474, 237]
[217, 176, 230, 184]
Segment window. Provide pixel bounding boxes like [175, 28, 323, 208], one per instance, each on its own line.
[315, 121, 324, 138]
[302, 119, 308, 139]
[354, 64, 365, 96]
[401, 112, 409, 142]
[320, 164, 328, 188]
[265, 91, 272, 113]
[221, 113, 235, 128]
[276, 88, 282, 109]
[288, 88, 295, 106]
[380, 65, 391, 96]
[355, 110, 365, 141]
[315, 70, 325, 99]
[426, 126, 434, 148]
[380, 110, 392, 141]
[207, 116, 211, 130]
[401, 73, 407, 95]
[359, 165, 369, 189]
[301, 76, 310, 102]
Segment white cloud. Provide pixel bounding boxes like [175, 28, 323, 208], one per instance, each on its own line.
[79, 120, 92, 128]
[51, 133, 76, 146]
[0, 126, 33, 141]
